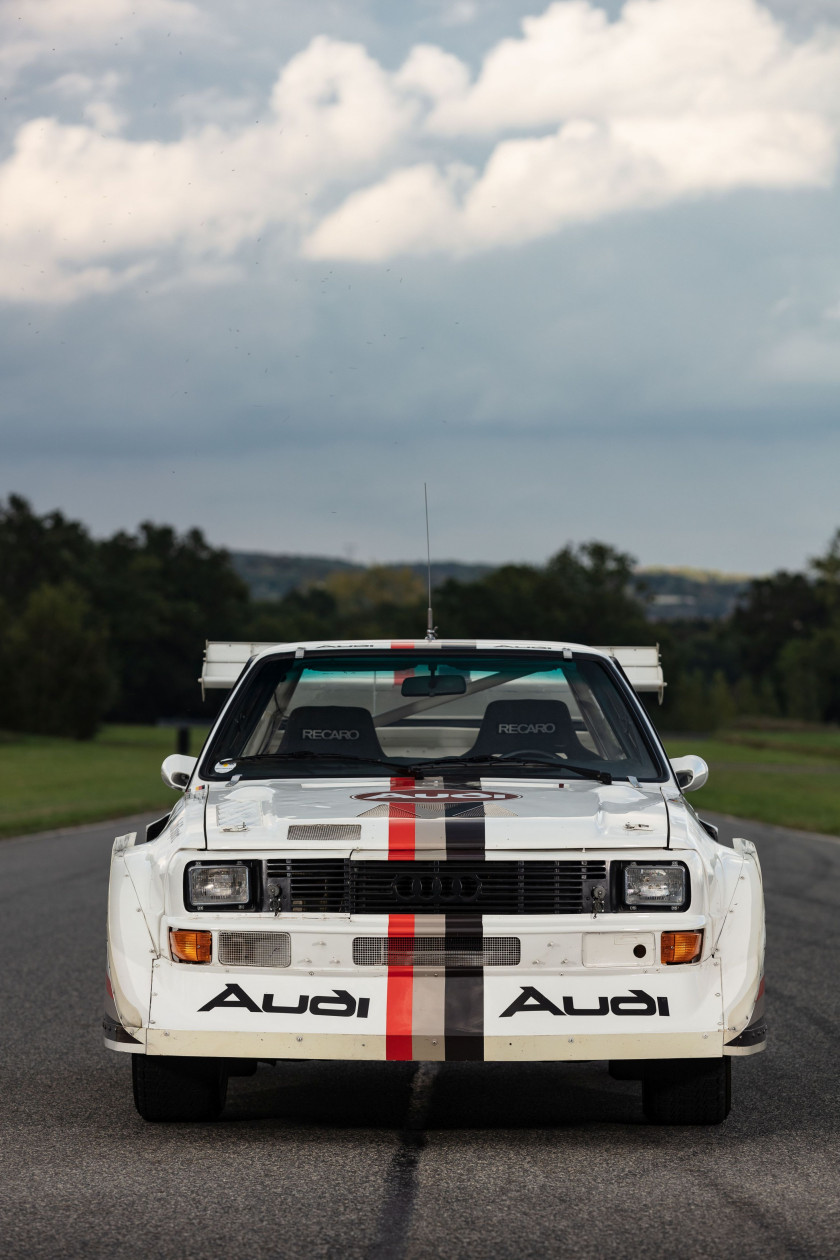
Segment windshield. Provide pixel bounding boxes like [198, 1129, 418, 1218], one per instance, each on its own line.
[203, 652, 664, 782]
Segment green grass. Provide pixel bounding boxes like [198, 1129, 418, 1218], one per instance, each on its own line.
[0, 725, 208, 839]
[665, 732, 840, 835]
[2, 724, 838, 841]
[718, 727, 840, 760]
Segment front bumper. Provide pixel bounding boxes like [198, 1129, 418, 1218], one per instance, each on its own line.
[110, 915, 734, 1061]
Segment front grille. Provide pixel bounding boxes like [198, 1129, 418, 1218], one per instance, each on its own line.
[218, 931, 291, 968]
[353, 935, 521, 967]
[265, 859, 608, 914]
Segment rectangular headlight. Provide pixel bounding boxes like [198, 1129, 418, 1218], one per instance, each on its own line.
[624, 863, 686, 907]
[188, 863, 250, 907]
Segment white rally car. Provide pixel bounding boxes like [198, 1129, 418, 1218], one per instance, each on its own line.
[105, 639, 765, 1124]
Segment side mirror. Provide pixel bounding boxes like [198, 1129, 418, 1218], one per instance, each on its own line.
[671, 755, 709, 793]
[161, 754, 197, 791]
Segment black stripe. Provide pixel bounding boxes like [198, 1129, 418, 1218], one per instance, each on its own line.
[444, 908, 484, 1060]
[443, 777, 484, 1060]
[442, 776, 486, 861]
[443, 812, 484, 858]
[443, 973, 484, 1060]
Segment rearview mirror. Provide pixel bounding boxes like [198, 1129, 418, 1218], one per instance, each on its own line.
[401, 674, 467, 697]
[161, 753, 197, 791]
[671, 755, 709, 793]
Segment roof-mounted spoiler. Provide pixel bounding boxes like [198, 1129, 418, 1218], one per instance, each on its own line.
[200, 641, 288, 697]
[201, 641, 664, 702]
[595, 646, 665, 702]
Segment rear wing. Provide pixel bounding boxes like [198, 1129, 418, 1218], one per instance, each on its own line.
[595, 646, 665, 702]
[200, 642, 283, 695]
[201, 641, 664, 700]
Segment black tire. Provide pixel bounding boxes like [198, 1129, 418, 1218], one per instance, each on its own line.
[132, 1055, 228, 1122]
[226, 1058, 258, 1077]
[642, 1057, 731, 1125]
[608, 1060, 647, 1081]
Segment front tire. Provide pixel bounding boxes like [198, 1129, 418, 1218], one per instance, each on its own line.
[132, 1055, 228, 1122]
[642, 1057, 731, 1125]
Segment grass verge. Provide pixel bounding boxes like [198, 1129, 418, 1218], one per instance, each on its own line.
[2, 724, 838, 841]
[0, 725, 207, 839]
[666, 733, 840, 835]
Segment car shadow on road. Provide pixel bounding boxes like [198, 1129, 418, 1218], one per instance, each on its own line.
[223, 1059, 644, 1129]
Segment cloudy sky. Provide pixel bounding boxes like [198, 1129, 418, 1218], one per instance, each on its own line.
[2, 0, 840, 573]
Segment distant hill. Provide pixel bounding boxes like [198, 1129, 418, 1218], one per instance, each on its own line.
[636, 568, 750, 621]
[230, 551, 751, 620]
[230, 551, 493, 602]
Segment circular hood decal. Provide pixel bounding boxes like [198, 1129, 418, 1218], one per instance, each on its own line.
[353, 788, 521, 803]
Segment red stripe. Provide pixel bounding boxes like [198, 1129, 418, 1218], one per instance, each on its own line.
[391, 641, 415, 649]
[386, 779, 416, 1058]
[388, 776, 415, 861]
[386, 913, 414, 1060]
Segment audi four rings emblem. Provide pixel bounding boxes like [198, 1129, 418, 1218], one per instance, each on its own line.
[391, 873, 483, 903]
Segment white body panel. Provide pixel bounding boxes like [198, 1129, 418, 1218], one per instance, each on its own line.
[204, 777, 670, 851]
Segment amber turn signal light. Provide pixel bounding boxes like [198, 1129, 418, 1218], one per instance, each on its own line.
[661, 930, 703, 965]
[170, 928, 212, 963]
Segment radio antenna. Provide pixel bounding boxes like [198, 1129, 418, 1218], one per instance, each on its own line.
[424, 483, 437, 640]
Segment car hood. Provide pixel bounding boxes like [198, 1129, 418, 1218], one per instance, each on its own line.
[203, 777, 669, 851]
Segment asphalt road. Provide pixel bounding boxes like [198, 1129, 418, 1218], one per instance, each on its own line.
[1, 811, 839, 1260]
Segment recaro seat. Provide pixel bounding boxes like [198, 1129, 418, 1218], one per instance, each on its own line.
[466, 699, 596, 761]
[277, 706, 386, 760]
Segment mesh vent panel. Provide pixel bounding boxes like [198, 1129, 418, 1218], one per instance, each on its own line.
[353, 936, 521, 967]
[218, 931, 291, 968]
[287, 824, 362, 844]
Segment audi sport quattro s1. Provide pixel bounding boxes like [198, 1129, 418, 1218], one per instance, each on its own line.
[105, 639, 765, 1124]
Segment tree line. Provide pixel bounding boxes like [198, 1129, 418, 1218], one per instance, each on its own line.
[2, 493, 839, 738]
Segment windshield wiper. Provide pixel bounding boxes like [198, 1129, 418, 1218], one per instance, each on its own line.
[412, 753, 613, 784]
[229, 750, 612, 784]
[234, 752, 400, 773]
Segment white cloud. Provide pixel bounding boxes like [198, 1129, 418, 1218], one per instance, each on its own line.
[306, 109, 835, 259]
[309, 0, 840, 259]
[439, 1, 480, 26]
[52, 72, 123, 99]
[0, 37, 414, 301]
[304, 163, 474, 261]
[4, 0, 201, 45]
[12, 0, 198, 36]
[1, 1, 840, 297]
[82, 100, 127, 134]
[395, 44, 471, 101]
[0, 0, 201, 84]
[763, 329, 840, 382]
[424, 0, 840, 133]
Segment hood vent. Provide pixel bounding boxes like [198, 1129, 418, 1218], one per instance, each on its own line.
[216, 800, 263, 831]
[286, 824, 362, 844]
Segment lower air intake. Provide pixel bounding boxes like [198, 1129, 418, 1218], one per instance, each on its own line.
[218, 931, 291, 968]
[352, 936, 521, 968]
